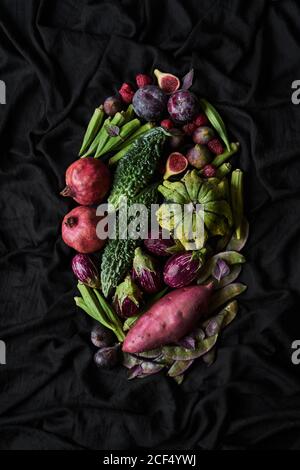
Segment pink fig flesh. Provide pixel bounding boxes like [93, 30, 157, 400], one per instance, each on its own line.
[154, 69, 180, 94]
[164, 152, 188, 179]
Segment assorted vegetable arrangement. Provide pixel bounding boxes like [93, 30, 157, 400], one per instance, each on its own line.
[61, 67, 248, 383]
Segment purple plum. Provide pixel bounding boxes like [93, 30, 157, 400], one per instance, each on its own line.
[132, 85, 167, 121]
[167, 90, 199, 123]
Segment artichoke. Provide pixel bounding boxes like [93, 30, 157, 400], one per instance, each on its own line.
[156, 170, 232, 250]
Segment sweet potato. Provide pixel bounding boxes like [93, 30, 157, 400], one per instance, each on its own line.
[122, 283, 214, 353]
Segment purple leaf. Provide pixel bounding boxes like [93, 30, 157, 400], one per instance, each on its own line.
[105, 124, 120, 137]
[177, 336, 196, 350]
[182, 69, 194, 90]
[128, 365, 143, 379]
[213, 259, 230, 282]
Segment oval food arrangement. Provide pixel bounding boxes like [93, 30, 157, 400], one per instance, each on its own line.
[60, 69, 248, 383]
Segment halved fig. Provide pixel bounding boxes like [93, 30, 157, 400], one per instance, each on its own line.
[154, 69, 180, 94]
[163, 152, 188, 180]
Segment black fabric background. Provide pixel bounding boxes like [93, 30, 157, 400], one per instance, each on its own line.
[1, 0, 300, 450]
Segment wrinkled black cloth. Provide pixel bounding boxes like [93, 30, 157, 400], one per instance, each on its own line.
[1, 0, 300, 450]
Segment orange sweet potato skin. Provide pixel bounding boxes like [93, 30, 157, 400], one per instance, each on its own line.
[122, 284, 213, 353]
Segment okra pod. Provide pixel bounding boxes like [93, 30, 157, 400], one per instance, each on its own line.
[231, 169, 244, 239]
[216, 162, 232, 178]
[94, 112, 126, 158]
[78, 105, 104, 156]
[109, 122, 155, 165]
[227, 217, 249, 252]
[76, 284, 114, 332]
[123, 104, 135, 123]
[199, 98, 231, 151]
[95, 118, 141, 158]
[82, 116, 112, 157]
[93, 288, 125, 341]
[211, 142, 240, 167]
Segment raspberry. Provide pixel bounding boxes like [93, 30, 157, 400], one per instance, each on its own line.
[160, 119, 173, 130]
[193, 113, 208, 127]
[202, 164, 217, 178]
[119, 83, 135, 104]
[182, 122, 197, 136]
[207, 138, 224, 155]
[136, 74, 152, 88]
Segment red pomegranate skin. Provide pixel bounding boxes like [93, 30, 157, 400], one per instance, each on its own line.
[62, 206, 106, 253]
[63, 158, 111, 206]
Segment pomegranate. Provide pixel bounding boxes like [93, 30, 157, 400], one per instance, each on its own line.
[62, 206, 106, 253]
[60, 158, 110, 206]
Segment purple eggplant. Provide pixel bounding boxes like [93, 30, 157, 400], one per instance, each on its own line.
[144, 229, 175, 257]
[113, 275, 142, 318]
[72, 253, 100, 288]
[132, 247, 164, 294]
[163, 249, 207, 288]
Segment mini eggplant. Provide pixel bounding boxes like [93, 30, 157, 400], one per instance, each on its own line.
[163, 249, 207, 288]
[94, 344, 120, 368]
[91, 325, 115, 348]
[132, 247, 163, 294]
[144, 229, 175, 257]
[113, 275, 142, 318]
[72, 254, 100, 288]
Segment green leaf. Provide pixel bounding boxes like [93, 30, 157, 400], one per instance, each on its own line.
[199, 98, 231, 151]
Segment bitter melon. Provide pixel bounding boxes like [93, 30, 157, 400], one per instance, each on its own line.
[108, 127, 168, 209]
[101, 184, 159, 297]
